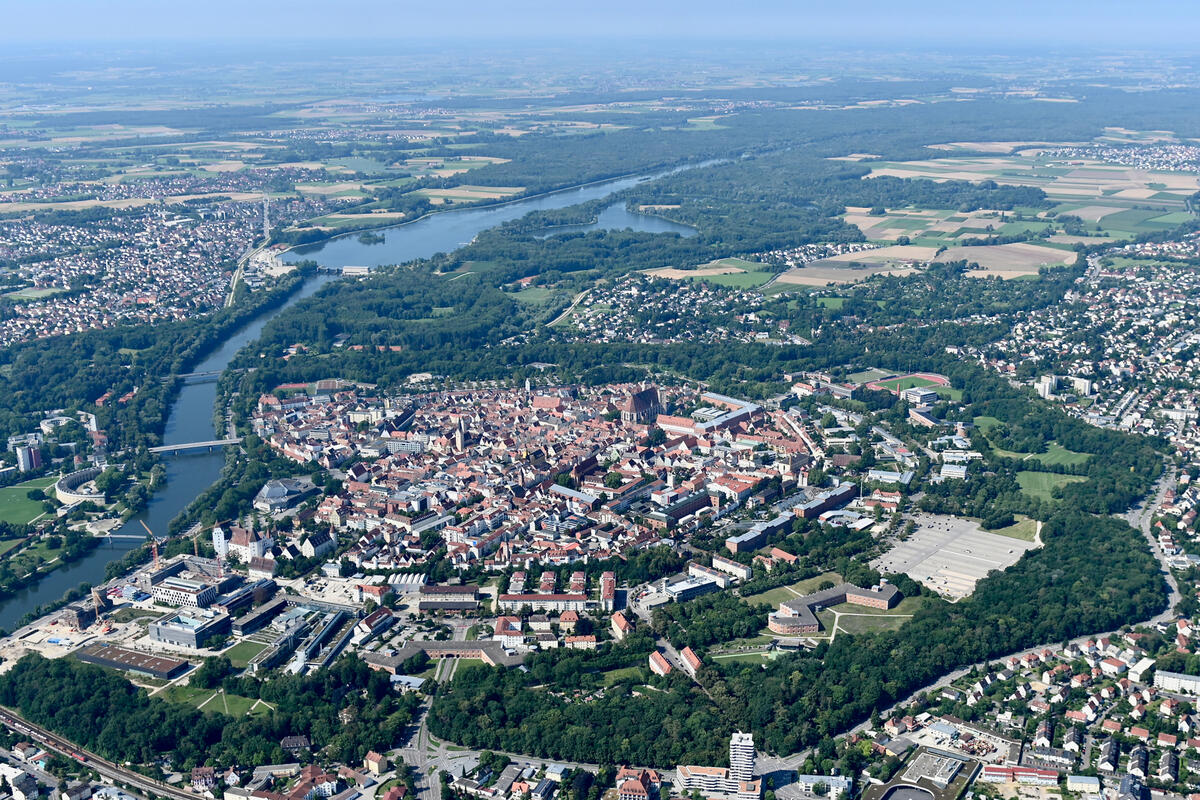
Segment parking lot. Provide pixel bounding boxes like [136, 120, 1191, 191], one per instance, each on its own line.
[872, 513, 1037, 600]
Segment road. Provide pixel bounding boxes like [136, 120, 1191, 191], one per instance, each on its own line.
[1119, 467, 1181, 620]
[546, 290, 590, 327]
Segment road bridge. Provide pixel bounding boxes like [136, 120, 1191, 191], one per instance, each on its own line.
[148, 438, 241, 454]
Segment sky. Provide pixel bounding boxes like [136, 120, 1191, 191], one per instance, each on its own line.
[2, 0, 1199, 47]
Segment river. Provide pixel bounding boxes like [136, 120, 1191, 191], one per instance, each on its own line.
[0, 166, 697, 629]
[0, 274, 338, 631]
[283, 166, 699, 268]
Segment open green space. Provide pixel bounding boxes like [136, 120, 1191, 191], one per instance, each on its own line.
[989, 516, 1039, 542]
[600, 666, 643, 685]
[834, 613, 911, 635]
[711, 652, 770, 664]
[742, 571, 842, 607]
[0, 476, 58, 526]
[512, 287, 557, 306]
[223, 640, 268, 668]
[816, 297, 846, 309]
[160, 685, 265, 717]
[973, 415, 1001, 431]
[848, 368, 892, 384]
[876, 375, 940, 392]
[1035, 442, 1092, 466]
[109, 607, 160, 623]
[5, 287, 66, 300]
[721, 632, 775, 649]
[1016, 471, 1088, 503]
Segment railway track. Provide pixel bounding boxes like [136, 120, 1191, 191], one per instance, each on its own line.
[0, 706, 196, 800]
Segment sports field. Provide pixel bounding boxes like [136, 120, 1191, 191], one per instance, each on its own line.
[0, 476, 58, 526]
[868, 372, 950, 394]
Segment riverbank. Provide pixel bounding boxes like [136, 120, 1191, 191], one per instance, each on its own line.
[277, 161, 699, 253]
[0, 161, 701, 628]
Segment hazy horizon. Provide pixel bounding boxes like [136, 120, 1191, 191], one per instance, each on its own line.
[2, 0, 1199, 48]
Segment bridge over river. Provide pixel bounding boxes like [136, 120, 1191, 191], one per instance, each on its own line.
[147, 437, 242, 454]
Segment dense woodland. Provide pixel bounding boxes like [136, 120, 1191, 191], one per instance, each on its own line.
[0, 654, 420, 770]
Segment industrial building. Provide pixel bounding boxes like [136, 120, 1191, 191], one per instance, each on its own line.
[76, 644, 190, 680]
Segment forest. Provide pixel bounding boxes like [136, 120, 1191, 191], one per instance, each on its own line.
[0, 653, 420, 770]
[0, 268, 310, 450]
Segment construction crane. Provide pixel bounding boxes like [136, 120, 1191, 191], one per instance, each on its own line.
[141, 520, 159, 570]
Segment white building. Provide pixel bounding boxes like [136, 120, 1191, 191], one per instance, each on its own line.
[793, 776, 852, 799]
[1156, 670, 1200, 694]
[729, 732, 756, 782]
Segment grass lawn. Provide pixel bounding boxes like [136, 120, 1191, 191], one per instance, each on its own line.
[600, 666, 643, 686]
[711, 652, 770, 664]
[0, 539, 23, 557]
[934, 386, 964, 401]
[110, 607, 160, 623]
[989, 517, 1039, 542]
[816, 297, 846, 309]
[161, 685, 213, 706]
[513, 287, 557, 306]
[6, 287, 65, 300]
[876, 375, 940, 392]
[835, 613, 911, 635]
[0, 476, 58, 526]
[1035, 442, 1092, 467]
[223, 640, 267, 668]
[848, 368, 892, 384]
[973, 415, 1002, 432]
[697, 271, 774, 289]
[220, 693, 258, 717]
[455, 657, 487, 671]
[1016, 471, 1088, 503]
[742, 571, 842, 607]
[722, 632, 775, 649]
[161, 685, 264, 717]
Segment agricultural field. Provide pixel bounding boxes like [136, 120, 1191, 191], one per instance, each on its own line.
[413, 185, 524, 205]
[859, 147, 1200, 242]
[1016, 471, 1088, 503]
[644, 258, 776, 289]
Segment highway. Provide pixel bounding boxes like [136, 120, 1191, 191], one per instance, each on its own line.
[0, 705, 191, 800]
